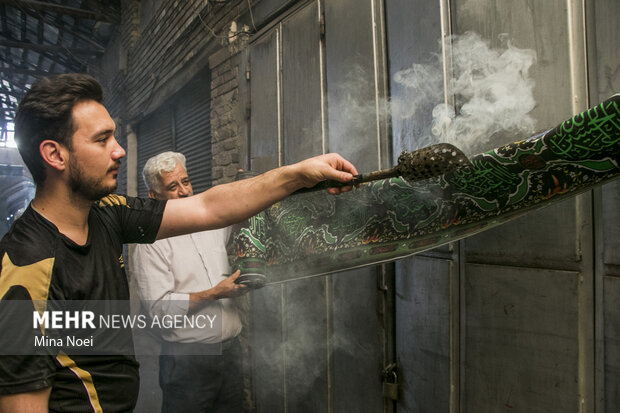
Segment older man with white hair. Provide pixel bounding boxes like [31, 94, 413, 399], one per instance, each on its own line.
[131, 151, 247, 413]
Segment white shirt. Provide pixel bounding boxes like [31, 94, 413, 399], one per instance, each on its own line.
[130, 228, 242, 343]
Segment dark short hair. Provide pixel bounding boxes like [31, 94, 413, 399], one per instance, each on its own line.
[14, 73, 103, 186]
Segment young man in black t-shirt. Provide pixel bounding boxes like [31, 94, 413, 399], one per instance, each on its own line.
[0, 73, 357, 412]
[0, 195, 165, 412]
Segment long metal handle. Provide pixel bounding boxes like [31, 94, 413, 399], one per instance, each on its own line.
[292, 143, 471, 195]
[293, 168, 398, 194]
[292, 176, 362, 194]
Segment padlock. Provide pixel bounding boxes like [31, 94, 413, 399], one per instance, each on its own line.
[381, 364, 399, 401]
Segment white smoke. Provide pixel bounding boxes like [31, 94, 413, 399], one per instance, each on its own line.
[392, 32, 538, 155]
[392, 62, 445, 121]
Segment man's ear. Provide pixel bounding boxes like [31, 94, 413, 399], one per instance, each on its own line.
[147, 190, 157, 199]
[39, 140, 68, 172]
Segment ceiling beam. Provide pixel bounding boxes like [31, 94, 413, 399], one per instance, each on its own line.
[0, 97, 17, 107]
[0, 66, 64, 77]
[0, 83, 24, 99]
[0, 111, 16, 123]
[0, 0, 119, 23]
[0, 106, 17, 114]
[0, 39, 83, 72]
[81, 0, 121, 24]
[0, 55, 76, 78]
[0, 4, 8, 33]
[0, 88, 22, 99]
[0, 39, 104, 55]
[7, 5, 105, 51]
[0, 72, 33, 96]
[0, 69, 33, 86]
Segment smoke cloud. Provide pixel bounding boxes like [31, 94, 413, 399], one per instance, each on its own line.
[392, 32, 538, 155]
[246, 32, 541, 408]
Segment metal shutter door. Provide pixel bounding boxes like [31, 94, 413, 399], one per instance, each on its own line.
[175, 73, 212, 194]
[137, 108, 173, 197]
[116, 132, 128, 195]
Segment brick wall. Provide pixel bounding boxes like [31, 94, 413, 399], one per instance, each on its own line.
[91, 2, 255, 411]
[96, 0, 251, 187]
[209, 40, 248, 185]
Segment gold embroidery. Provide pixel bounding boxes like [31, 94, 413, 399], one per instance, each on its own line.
[98, 194, 129, 208]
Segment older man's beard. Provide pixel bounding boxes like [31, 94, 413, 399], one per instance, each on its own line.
[68, 158, 119, 201]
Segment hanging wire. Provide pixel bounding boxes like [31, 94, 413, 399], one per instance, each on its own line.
[196, 0, 255, 40]
[140, 0, 248, 116]
[197, 13, 252, 39]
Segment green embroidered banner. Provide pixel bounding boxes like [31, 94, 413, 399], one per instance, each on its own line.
[229, 95, 620, 286]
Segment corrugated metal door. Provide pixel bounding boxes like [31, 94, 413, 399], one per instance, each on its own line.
[136, 71, 212, 196]
[247, 1, 391, 412]
[247, 24, 284, 413]
[249, 4, 331, 412]
[137, 108, 173, 196]
[590, 0, 620, 411]
[175, 71, 212, 194]
[386, 1, 460, 411]
[386, 0, 620, 412]
[323, 1, 393, 413]
[116, 130, 128, 195]
[456, 1, 591, 412]
[246, 0, 619, 411]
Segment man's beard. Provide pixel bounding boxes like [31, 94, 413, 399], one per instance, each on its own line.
[68, 158, 118, 201]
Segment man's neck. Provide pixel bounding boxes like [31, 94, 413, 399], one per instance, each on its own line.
[32, 183, 92, 246]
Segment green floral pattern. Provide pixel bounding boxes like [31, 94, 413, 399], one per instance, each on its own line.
[229, 95, 620, 282]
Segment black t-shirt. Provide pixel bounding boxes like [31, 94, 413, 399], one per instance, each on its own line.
[0, 194, 166, 412]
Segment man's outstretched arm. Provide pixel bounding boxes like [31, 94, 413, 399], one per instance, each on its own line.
[156, 153, 357, 239]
